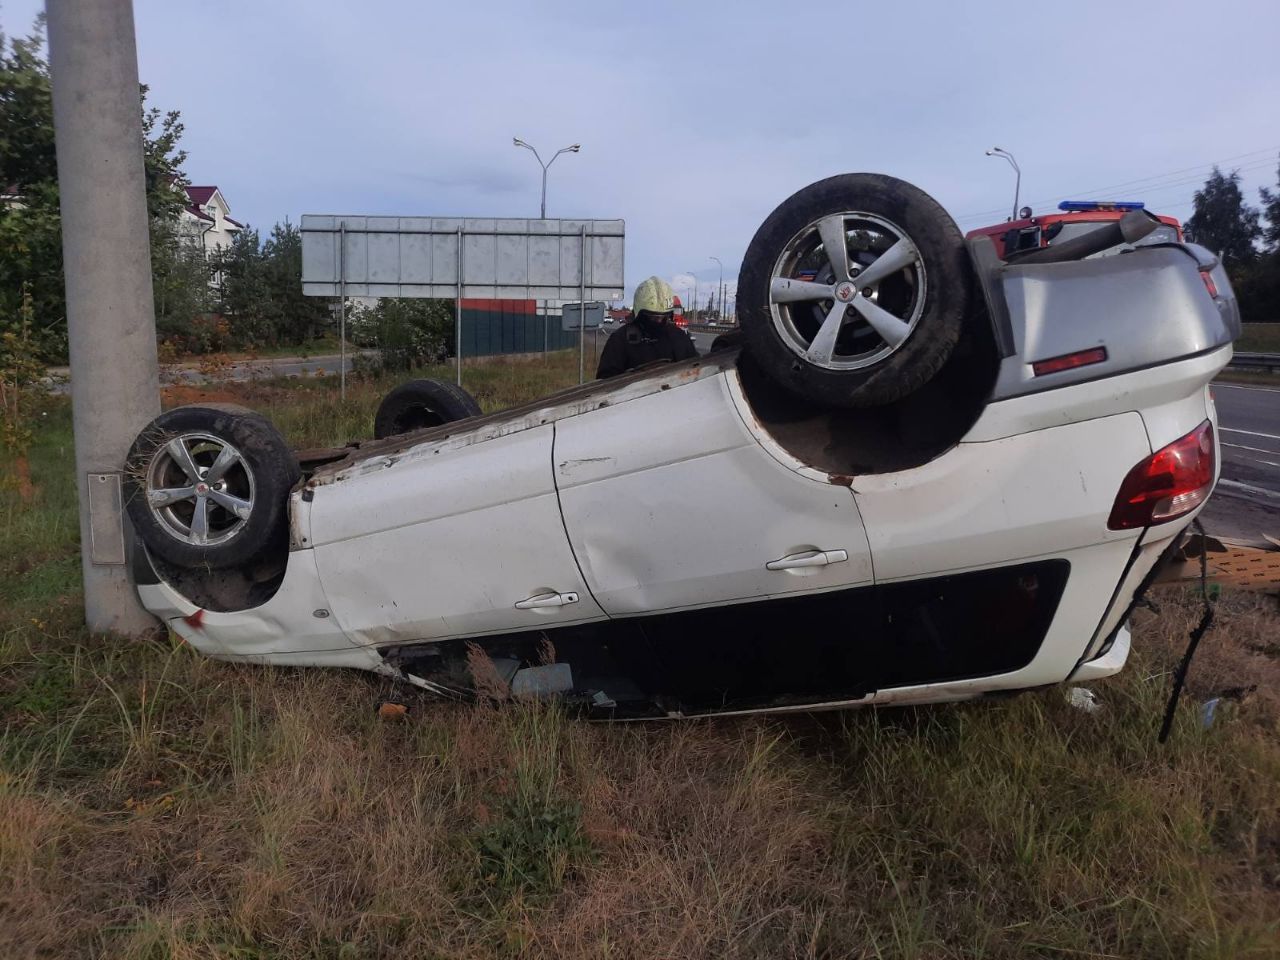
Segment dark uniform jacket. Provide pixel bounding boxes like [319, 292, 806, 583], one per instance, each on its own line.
[596, 316, 699, 379]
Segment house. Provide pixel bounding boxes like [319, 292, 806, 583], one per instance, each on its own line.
[178, 185, 243, 254]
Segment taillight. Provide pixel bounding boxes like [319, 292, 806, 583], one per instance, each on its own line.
[1200, 270, 1219, 298]
[1107, 420, 1215, 530]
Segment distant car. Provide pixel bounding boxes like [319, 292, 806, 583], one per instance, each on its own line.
[126, 173, 1239, 719]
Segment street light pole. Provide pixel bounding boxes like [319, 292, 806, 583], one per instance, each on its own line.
[710, 256, 723, 322]
[985, 146, 1021, 222]
[685, 272, 698, 317]
[513, 138, 581, 218]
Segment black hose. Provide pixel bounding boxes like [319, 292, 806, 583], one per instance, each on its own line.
[1011, 209, 1163, 265]
[1157, 520, 1216, 744]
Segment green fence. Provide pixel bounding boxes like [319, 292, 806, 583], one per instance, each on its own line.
[459, 307, 581, 357]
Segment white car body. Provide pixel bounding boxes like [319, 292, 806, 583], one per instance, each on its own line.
[136, 325, 1229, 717]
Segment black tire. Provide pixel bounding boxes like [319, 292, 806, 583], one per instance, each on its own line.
[709, 330, 743, 353]
[738, 173, 972, 408]
[124, 404, 300, 570]
[373, 378, 482, 440]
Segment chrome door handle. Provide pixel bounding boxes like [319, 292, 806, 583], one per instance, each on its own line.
[766, 549, 848, 571]
[514, 591, 579, 610]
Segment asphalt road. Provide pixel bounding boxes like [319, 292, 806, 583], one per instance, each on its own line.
[1204, 383, 1280, 540]
[1214, 383, 1280, 496]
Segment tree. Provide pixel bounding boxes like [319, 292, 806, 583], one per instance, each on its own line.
[1236, 157, 1280, 323]
[1183, 167, 1261, 266]
[209, 220, 336, 348]
[0, 17, 189, 361]
[1259, 154, 1280, 252]
[209, 226, 271, 344]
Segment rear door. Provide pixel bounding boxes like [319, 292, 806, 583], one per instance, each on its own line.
[309, 424, 606, 647]
[553, 373, 874, 616]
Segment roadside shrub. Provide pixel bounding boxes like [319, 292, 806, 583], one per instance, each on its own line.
[350, 298, 454, 373]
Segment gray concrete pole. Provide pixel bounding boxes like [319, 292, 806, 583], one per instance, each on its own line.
[48, 0, 162, 635]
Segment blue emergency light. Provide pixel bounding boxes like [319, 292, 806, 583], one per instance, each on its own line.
[1058, 200, 1146, 212]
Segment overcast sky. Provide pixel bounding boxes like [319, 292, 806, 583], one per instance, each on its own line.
[5, 0, 1279, 307]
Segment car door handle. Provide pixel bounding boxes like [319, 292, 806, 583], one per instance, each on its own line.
[514, 591, 579, 610]
[766, 549, 849, 571]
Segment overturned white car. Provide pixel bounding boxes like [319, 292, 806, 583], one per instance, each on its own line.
[126, 174, 1239, 718]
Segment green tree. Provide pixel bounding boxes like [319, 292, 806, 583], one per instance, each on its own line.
[209, 220, 336, 349]
[1258, 155, 1280, 252]
[259, 220, 332, 345]
[0, 17, 189, 361]
[209, 226, 271, 344]
[1183, 167, 1261, 266]
[1237, 157, 1280, 323]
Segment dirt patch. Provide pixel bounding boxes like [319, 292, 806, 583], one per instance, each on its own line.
[160, 384, 247, 408]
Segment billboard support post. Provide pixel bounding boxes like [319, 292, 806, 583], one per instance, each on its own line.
[338, 223, 346, 400]
[47, 0, 161, 635]
[455, 227, 463, 386]
[579, 224, 587, 384]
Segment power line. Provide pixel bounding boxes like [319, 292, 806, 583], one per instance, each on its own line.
[956, 144, 1280, 225]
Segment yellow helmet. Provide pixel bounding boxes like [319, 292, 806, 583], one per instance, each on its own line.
[632, 276, 675, 315]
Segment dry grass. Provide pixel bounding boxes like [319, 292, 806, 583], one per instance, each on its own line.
[2, 357, 1279, 958]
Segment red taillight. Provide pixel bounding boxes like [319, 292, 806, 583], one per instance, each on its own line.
[1107, 420, 1215, 530]
[1032, 347, 1108, 377]
[1200, 270, 1219, 298]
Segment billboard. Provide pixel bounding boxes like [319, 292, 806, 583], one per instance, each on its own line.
[300, 216, 625, 301]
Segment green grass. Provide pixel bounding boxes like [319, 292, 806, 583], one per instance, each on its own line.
[1236, 323, 1280, 353]
[1, 355, 1278, 958]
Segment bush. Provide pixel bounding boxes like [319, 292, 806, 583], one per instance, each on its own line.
[350, 298, 455, 373]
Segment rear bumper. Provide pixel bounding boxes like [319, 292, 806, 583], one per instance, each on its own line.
[1071, 622, 1131, 681]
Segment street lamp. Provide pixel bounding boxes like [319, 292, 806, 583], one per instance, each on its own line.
[985, 146, 1021, 222]
[709, 256, 723, 321]
[513, 138, 581, 218]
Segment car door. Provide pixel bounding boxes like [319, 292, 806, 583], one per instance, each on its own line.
[308, 423, 606, 648]
[553, 372, 874, 616]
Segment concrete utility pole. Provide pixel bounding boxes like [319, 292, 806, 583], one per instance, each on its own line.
[48, 0, 162, 635]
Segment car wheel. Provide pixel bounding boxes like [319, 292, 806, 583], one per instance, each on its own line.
[124, 404, 300, 570]
[738, 173, 972, 408]
[373, 378, 482, 440]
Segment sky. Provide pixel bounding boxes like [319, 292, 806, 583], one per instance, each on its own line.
[5, 0, 1279, 309]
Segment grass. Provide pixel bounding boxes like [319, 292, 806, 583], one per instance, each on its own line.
[2, 354, 1279, 958]
[1236, 323, 1280, 354]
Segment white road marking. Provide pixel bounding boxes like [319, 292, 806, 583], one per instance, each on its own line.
[1214, 382, 1280, 394]
[1222, 442, 1280, 455]
[1220, 427, 1280, 442]
[1218, 479, 1280, 500]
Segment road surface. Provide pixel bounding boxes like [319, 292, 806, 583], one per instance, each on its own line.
[1204, 382, 1280, 540]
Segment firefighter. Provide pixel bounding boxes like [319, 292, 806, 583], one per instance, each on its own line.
[596, 276, 699, 379]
